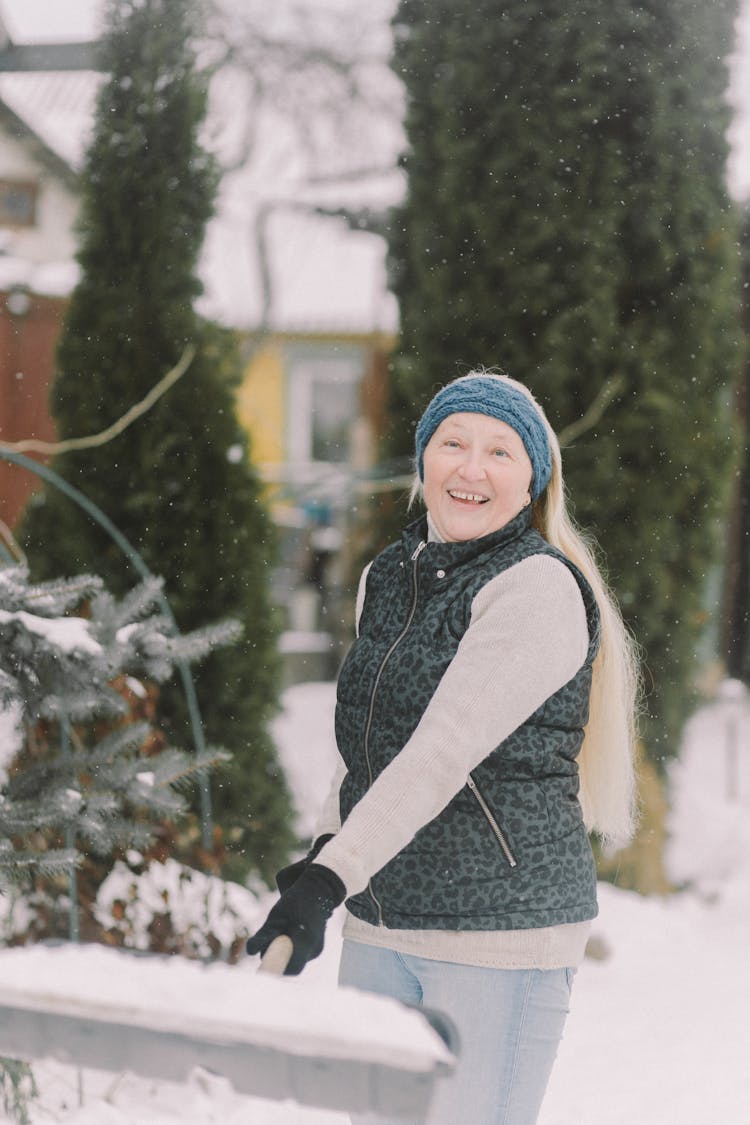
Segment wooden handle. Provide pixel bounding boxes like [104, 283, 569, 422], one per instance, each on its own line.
[258, 934, 294, 975]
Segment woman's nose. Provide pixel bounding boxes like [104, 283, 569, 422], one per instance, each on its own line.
[458, 450, 486, 479]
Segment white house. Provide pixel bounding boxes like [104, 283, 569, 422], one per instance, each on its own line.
[0, 1, 405, 674]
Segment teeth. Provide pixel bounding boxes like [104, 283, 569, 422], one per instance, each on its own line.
[449, 490, 488, 503]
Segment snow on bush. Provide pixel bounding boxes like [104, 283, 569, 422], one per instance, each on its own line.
[0, 885, 38, 944]
[94, 855, 271, 962]
[666, 680, 750, 902]
[0, 701, 23, 786]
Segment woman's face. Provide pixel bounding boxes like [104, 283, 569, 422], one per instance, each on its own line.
[422, 412, 533, 542]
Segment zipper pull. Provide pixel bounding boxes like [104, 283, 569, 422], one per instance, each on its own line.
[410, 539, 427, 562]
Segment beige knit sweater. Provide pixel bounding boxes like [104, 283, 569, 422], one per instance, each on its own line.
[315, 526, 594, 969]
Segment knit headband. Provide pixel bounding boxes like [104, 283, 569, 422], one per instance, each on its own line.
[415, 375, 553, 500]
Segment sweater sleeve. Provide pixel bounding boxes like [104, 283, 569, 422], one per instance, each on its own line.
[312, 755, 346, 837]
[316, 553, 590, 895]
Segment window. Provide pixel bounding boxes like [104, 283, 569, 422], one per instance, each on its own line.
[287, 353, 361, 463]
[0, 180, 38, 228]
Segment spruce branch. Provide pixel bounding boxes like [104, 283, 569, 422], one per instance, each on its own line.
[147, 747, 231, 792]
[0, 845, 79, 884]
[95, 576, 166, 632]
[0, 345, 195, 455]
[86, 722, 153, 768]
[0, 567, 102, 615]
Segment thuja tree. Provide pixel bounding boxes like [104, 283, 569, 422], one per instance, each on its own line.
[20, 0, 294, 878]
[385, 0, 742, 763]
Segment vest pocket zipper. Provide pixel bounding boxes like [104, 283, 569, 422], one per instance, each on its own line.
[467, 774, 518, 868]
[368, 878, 385, 925]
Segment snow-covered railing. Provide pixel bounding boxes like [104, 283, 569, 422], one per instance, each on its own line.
[0, 944, 455, 1120]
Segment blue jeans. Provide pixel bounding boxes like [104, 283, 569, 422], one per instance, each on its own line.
[338, 939, 574, 1125]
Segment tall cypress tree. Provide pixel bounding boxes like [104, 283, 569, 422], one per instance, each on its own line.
[386, 0, 742, 763]
[20, 0, 294, 881]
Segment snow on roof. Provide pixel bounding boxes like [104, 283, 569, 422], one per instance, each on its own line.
[199, 203, 399, 335]
[0, 252, 79, 295]
[0, 69, 101, 168]
[0, 0, 102, 42]
[0, 4, 405, 335]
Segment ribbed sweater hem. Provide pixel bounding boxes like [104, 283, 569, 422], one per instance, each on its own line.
[342, 911, 592, 970]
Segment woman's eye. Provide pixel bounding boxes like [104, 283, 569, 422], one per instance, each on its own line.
[493, 448, 509, 458]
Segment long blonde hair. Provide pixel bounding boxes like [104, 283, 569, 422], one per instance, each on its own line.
[412, 371, 639, 849]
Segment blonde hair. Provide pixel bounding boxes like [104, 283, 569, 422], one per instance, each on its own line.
[412, 372, 639, 849]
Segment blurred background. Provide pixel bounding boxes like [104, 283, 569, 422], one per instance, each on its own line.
[1, 2, 750, 1121]
[0, 0, 749, 925]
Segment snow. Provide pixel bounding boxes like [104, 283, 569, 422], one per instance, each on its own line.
[0, 942, 449, 1072]
[0, 1, 102, 41]
[665, 682, 750, 896]
[728, 0, 750, 200]
[0, 0, 404, 334]
[92, 856, 266, 961]
[0, 609, 100, 653]
[269, 681, 338, 839]
[0, 697, 22, 784]
[0, 256, 81, 298]
[0, 680, 749, 1122]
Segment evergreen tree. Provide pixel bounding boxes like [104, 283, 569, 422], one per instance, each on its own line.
[385, 0, 742, 763]
[0, 565, 233, 889]
[19, 0, 294, 878]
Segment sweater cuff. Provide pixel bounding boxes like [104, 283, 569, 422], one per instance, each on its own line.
[314, 836, 369, 898]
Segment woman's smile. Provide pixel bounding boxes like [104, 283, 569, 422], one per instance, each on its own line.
[448, 489, 490, 505]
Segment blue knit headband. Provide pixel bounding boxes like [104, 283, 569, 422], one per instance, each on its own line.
[415, 376, 552, 500]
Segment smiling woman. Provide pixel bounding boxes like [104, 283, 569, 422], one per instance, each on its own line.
[247, 370, 640, 1125]
[421, 414, 533, 542]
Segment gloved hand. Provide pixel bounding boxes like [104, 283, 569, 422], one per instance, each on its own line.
[275, 833, 335, 893]
[246, 863, 346, 976]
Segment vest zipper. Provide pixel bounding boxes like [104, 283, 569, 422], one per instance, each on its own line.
[363, 538, 427, 924]
[466, 773, 518, 868]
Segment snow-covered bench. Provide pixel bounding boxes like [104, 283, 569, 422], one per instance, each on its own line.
[0, 944, 454, 1120]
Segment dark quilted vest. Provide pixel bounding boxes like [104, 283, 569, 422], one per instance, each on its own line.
[335, 507, 600, 931]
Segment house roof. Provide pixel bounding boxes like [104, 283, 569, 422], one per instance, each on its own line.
[0, 2, 404, 335]
[0, 68, 100, 170]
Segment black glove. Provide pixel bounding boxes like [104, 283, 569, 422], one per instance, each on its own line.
[275, 833, 335, 894]
[246, 863, 346, 976]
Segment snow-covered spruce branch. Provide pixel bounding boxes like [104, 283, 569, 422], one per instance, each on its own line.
[0, 568, 102, 615]
[0, 345, 195, 456]
[0, 568, 238, 886]
[138, 747, 232, 792]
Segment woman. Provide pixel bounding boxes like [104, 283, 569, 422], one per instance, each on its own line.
[248, 371, 639, 1125]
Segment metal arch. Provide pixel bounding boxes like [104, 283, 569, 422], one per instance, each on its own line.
[0, 448, 213, 847]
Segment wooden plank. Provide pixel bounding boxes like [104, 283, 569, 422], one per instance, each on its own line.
[0, 991, 452, 1119]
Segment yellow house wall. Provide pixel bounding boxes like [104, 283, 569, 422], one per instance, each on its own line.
[237, 341, 285, 467]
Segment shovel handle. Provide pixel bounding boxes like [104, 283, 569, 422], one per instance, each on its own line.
[258, 934, 294, 975]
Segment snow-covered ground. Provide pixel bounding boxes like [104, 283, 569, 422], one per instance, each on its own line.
[1, 680, 749, 1124]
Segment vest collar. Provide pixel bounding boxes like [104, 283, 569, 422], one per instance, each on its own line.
[401, 505, 534, 569]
